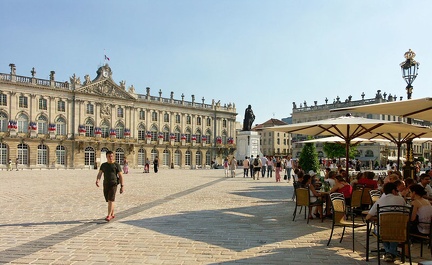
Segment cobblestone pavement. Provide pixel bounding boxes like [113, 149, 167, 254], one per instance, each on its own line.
[0, 168, 429, 264]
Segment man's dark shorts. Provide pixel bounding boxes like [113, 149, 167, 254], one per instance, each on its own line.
[103, 184, 118, 202]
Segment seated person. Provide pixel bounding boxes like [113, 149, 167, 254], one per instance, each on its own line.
[326, 170, 336, 188]
[358, 171, 378, 189]
[409, 184, 432, 235]
[330, 175, 353, 205]
[366, 182, 406, 263]
[301, 174, 323, 219]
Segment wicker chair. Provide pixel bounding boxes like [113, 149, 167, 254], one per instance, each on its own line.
[292, 187, 322, 224]
[369, 189, 381, 205]
[410, 217, 432, 258]
[327, 192, 366, 251]
[347, 188, 364, 220]
[376, 204, 412, 265]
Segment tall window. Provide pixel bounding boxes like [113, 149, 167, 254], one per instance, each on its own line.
[39, 98, 47, 110]
[115, 123, 124, 139]
[174, 127, 181, 142]
[222, 119, 227, 128]
[152, 111, 158, 121]
[84, 147, 95, 166]
[137, 148, 145, 166]
[17, 143, 28, 165]
[37, 144, 48, 165]
[56, 145, 66, 165]
[139, 110, 145, 120]
[206, 117, 211, 127]
[151, 148, 158, 163]
[185, 150, 191, 166]
[195, 129, 202, 144]
[117, 107, 123, 118]
[56, 117, 66, 135]
[197, 117, 201, 125]
[17, 113, 29, 133]
[163, 149, 170, 166]
[186, 115, 191, 124]
[37, 115, 48, 134]
[137, 124, 146, 140]
[101, 120, 110, 138]
[86, 103, 94, 114]
[19, 95, 28, 108]
[222, 131, 227, 144]
[175, 114, 180, 123]
[0, 93, 6, 106]
[185, 128, 191, 143]
[0, 143, 7, 165]
[115, 148, 124, 164]
[85, 119, 94, 137]
[163, 126, 170, 142]
[150, 125, 158, 141]
[57, 100, 65, 112]
[196, 151, 202, 167]
[205, 151, 211, 166]
[164, 113, 169, 122]
[0, 112, 7, 132]
[174, 150, 181, 166]
[205, 130, 211, 144]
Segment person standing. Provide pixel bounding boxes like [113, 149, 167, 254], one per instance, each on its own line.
[267, 156, 274, 178]
[95, 151, 124, 222]
[223, 157, 229, 177]
[144, 158, 150, 173]
[275, 157, 282, 182]
[285, 156, 293, 182]
[249, 155, 255, 178]
[242, 156, 249, 178]
[253, 155, 262, 180]
[153, 156, 159, 173]
[123, 158, 129, 174]
[229, 157, 237, 178]
[261, 155, 268, 178]
[15, 157, 19, 171]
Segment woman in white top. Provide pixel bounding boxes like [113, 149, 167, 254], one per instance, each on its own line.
[409, 184, 432, 235]
[301, 174, 323, 219]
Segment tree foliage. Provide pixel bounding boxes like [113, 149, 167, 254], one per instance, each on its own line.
[299, 142, 320, 173]
[323, 142, 357, 159]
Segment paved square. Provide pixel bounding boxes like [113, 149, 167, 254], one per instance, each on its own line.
[0, 169, 428, 264]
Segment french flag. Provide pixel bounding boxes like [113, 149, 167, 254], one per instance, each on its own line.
[105, 55, 110, 61]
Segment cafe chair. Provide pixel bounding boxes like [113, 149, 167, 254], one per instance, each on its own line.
[410, 217, 432, 258]
[369, 189, 381, 205]
[327, 192, 366, 251]
[292, 187, 323, 224]
[361, 186, 372, 209]
[347, 188, 364, 221]
[375, 204, 412, 265]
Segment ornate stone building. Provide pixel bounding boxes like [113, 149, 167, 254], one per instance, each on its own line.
[0, 63, 237, 170]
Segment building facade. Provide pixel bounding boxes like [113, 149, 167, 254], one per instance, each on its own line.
[252, 118, 290, 157]
[0, 63, 237, 170]
[290, 90, 431, 168]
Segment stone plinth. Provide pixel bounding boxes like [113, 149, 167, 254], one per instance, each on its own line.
[235, 131, 261, 162]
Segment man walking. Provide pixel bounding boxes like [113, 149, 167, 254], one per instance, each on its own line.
[243, 156, 249, 177]
[96, 151, 125, 222]
[249, 155, 255, 178]
[253, 155, 262, 180]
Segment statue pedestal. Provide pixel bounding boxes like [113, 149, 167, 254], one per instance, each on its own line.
[235, 131, 261, 163]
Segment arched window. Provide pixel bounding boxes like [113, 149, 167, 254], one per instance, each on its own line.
[17, 113, 29, 133]
[115, 148, 125, 164]
[152, 111, 158, 121]
[37, 144, 48, 165]
[37, 116, 48, 134]
[0, 143, 7, 165]
[185, 150, 191, 166]
[85, 119, 94, 137]
[56, 145, 66, 165]
[174, 150, 181, 166]
[365, 150, 374, 157]
[17, 143, 29, 165]
[222, 131, 227, 144]
[205, 150, 211, 166]
[163, 126, 170, 142]
[137, 123, 146, 140]
[56, 117, 66, 136]
[150, 125, 158, 141]
[195, 129, 202, 144]
[197, 117, 201, 126]
[186, 115, 191, 124]
[195, 150, 202, 167]
[137, 148, 145, 166]
[84, 147, 95, 166]
[205, 130, 211, 144]
[185, 128, 191, 143]
[174, 127, 181, 142]
[164, 113, 169, 122]
[115, 122, 124, 139]
[163, 149, 170, 166]
[0, 112, 8, 132]
[206, 117, 211, 127]
[100, 120, 110, 138]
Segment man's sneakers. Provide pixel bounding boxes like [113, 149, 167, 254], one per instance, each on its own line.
[384, 253, 395, 263]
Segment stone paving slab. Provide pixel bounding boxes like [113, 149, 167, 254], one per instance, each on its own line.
[0, 168, 429, 264]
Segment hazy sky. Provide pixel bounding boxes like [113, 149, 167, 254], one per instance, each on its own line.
[1, 0, 431, 124]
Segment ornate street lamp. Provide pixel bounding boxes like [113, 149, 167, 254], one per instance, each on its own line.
[400, 49, 420, 179]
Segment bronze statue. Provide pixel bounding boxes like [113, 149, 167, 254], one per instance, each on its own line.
[243, 105, 255, 131]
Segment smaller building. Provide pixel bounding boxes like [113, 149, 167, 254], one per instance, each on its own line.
[252, 118, 290, 157]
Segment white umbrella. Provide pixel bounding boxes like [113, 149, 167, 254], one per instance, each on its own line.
[331, 97, 432, 122]
[268, 114, 432, 172]
[297, 136, 376, 144]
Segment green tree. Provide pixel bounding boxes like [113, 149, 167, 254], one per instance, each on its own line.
[322, 142, 357, 161]
[299, 142, 320, 173]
